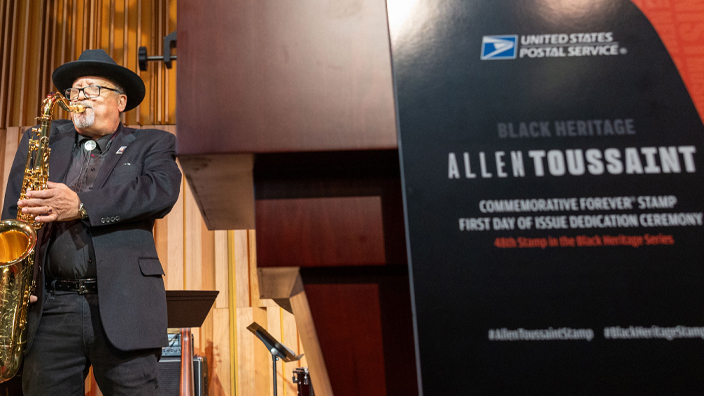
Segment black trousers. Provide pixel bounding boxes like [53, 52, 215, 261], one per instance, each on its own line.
[22, 290, 161, 396]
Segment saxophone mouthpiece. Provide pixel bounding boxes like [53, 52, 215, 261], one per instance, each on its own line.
[72, 104, 86, 113]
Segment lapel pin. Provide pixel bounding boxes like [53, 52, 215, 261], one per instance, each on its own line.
[115, 146, 127, 155]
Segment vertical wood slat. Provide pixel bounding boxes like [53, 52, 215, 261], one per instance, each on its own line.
[228, 229, 238, 396]
[24, 2, 41, 123]
[135, 0, 141, 125]
[53, 0, 69, 121]
[17, 0, 29, 124]
[253, 307, 271, 396]
[4, 1, 17, 127]
[235, 230, 250, 308]
[70, 0, 77, 59]
[212, 307, 232, 396]
[282, 309, 300, 396]
[184, 163, 215, 364]
[199, 213, 216, 371]
[163, 0, 169, 124]
[31, 3, 42, 122]
[184, 180, 204, 290]
[108, 0, 114, 57]
[49, 0, 59, 94]
[88, 0, 95, 49]
[123, 0, 128, 67]
[166, 164, 185, 290]
[267, 307, 284, 396]
[214, 230, 229, 309]
[236, 308, 255, 396]
[198, 308, 214, 387]
[123, 0, 130, 127]
[0, 0, 13, 128]
[248, 230, 261, 308]
[82, 0, 88, 53]
[60, 0, 68, 65]
[147, 0, 154, 124]
[95, 0, 102, 51]
[156, 0, 163, 124]
[168, 0, 176, 125]
[41, 0, 51, 97]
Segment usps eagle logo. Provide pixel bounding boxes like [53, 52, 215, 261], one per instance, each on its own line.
[480, 35, 518, 60]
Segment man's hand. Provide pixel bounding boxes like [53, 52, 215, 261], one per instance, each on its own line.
[30, 295, 37, 303]
[17, 182, 81, 223]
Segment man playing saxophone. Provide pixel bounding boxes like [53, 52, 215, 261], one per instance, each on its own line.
[1, 49, 181, 396]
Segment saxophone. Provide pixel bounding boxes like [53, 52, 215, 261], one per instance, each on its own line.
[0, 93, 84, 382]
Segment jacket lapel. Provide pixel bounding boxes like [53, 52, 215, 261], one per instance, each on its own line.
[49, 122, 78, 183]
[93, 125, 136, 188]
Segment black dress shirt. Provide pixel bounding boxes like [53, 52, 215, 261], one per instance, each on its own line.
[46, 125, 120, 280]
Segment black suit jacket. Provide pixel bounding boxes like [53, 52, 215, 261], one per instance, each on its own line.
[1, 119, 181, 351]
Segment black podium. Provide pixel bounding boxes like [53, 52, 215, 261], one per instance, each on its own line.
[165, 290, 218, 395]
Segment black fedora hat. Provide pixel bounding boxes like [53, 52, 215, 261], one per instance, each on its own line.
[52, 49, 145, 111]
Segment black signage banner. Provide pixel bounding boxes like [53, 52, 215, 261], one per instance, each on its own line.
[390, 0, 704, 393]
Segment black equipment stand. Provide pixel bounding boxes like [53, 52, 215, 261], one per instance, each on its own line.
[166, 290, 218, 395]
[247, 322, 304, 396]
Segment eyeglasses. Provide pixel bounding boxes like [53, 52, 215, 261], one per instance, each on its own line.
[64, 85, 123, 101]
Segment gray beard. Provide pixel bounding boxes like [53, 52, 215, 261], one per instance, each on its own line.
[72, 109, 95, 129]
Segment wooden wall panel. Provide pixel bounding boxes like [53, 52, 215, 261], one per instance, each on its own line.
[177, 0, 398, 155]
[266, 307, 283, 395]
[234, 230, 251, 308]
[0, 2, 305, 395]
[0, 0, 177, 128]
[236, 308, 256, 396]
[256, 196, 387, 268]
[282, 309, 301, 396]
[212, 307, 232, 396]
[214, 230, 229, 309]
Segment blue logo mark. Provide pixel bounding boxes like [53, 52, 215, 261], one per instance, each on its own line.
[481, 35, 518, 60]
